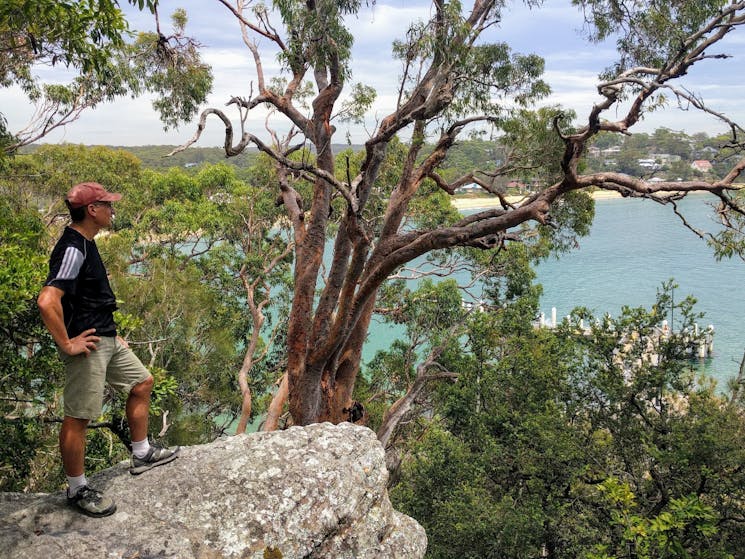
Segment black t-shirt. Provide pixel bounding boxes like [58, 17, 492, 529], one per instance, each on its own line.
[44, 227, 118, 338]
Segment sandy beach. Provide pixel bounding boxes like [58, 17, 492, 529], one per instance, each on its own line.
[451, 190, 622, 210]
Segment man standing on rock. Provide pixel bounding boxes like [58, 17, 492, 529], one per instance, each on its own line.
[37, 182, 180, 517]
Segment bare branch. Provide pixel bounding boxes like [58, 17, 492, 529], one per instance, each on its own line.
[157, 410, 171, 438]
[217, 0, 287, 49]
[377, 316, 466, 449]
[9, 83, 92, 152]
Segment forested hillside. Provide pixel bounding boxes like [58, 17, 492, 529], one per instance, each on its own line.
[3, 144, 745, 558]
[21, 128, 732, 185]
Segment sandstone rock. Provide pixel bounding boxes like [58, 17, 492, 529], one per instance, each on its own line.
[0, 423, 426, 559]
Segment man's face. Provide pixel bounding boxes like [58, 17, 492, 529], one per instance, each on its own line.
[89, 201, 115, 228]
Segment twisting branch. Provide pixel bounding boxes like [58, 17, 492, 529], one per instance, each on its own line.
[415, 115, 500, 194]
[235, 243, 292, 436]
[428, 170, 474, 195]
[249, 134, 358, 212]
[575, 172, 742, 197]
[377, 315, 466, 450]
[592, 5, 745, 138]
[217, 0, 286, 48]
[669, 84, 744, 134]
[168, 107, 358, 211]
[167, 107, 250, 156]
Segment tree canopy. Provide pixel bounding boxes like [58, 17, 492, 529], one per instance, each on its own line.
[0, 0, 211, 154]
[163, 0, 745, 425]
[388, 279, 745, 558]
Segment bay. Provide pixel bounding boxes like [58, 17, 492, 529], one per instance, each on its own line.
[536, 195, 744, 385]
[364, 195, 745, 387]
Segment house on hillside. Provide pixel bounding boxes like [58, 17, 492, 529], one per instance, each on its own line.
[691, 160, 713, 173]
[651, 153, 681, 164]
[638, 158, 659, 170]
[455, 183, 480, 194]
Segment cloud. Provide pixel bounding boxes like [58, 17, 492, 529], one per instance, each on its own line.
[4, 0, 745, 147]
[349, 3, 432, 48]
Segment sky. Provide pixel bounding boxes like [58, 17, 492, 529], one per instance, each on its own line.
[3, 0, 745, 147]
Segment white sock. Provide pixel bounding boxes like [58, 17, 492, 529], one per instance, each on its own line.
[67, 474, 87, 496]
[131, 438, 151, 459]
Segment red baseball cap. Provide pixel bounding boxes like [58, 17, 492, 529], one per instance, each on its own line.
[66, 182, 122, 209]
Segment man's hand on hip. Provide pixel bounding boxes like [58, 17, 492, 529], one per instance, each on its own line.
[63, 328, 100, 357]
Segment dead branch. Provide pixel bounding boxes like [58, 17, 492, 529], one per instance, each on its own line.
[377, 316, 466, 449]
[218, 0, 286, 48]
[157, 410, 171, 437]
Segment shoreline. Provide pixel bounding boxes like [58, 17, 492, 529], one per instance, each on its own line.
[451, 189, 692, 210]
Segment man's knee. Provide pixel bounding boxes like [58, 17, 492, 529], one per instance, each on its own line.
[130, 375, 154, 397]
[60, 416, 90, 441]
[61, 416, 90, 431]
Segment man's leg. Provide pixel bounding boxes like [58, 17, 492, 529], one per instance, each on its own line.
[126, 375, 153, 442]
[60, 415, 116, 517]
[60, 338, 118, 516]
[60, 415, 89, 478]
[60, 343, 108, 480]
[126, 375, 180, 474]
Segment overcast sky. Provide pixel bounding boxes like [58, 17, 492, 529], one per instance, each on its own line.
[3, 0, 745, 147]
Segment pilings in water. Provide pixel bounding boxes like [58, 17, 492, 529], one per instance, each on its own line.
[661, 320, 715, 359]
[464, 300, 715, 361]
[534, 307, 715, 360]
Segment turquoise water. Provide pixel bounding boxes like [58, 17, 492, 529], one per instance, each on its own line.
[364, 195, 744, 387]
[535, 195, 744, 385]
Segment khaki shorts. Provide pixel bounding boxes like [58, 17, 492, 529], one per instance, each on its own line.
[61, 336, 151, 420]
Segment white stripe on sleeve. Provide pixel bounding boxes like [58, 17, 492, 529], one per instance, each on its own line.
[56, 246, 84, 280]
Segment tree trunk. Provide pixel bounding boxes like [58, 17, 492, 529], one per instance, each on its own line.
[235, 267, 266, 435]
[377, 377, 427, 450]
[235, 390, 252, 435]
[181, 0, 745, 433]
[263, 374, 289, 432]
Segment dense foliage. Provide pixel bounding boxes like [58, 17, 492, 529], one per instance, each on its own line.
[378, 272, 745, 558]
[0, 191, 61, 491]
[0, 146, 291, 490]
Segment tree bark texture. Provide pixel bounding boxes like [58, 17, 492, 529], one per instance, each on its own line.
[178, 0, 745, 426]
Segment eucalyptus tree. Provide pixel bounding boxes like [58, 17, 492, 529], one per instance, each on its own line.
[171, 1, 745, 425]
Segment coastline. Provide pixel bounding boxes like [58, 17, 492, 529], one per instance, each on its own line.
[451, 190, 622, 210]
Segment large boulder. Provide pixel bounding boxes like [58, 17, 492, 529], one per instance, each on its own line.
[0, 422, 426, 559]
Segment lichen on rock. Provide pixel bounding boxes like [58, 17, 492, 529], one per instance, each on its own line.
[0, 423, 426, 559]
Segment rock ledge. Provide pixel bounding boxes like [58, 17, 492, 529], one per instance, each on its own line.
[0, 423, 426, 559]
